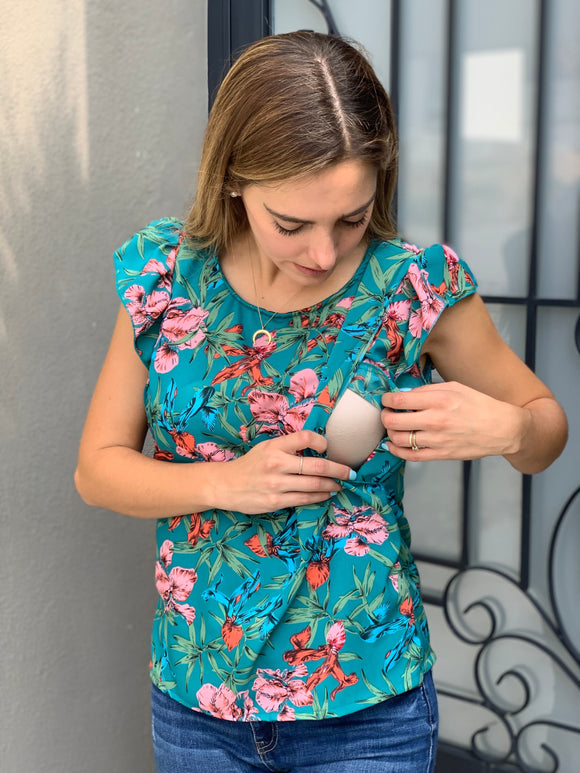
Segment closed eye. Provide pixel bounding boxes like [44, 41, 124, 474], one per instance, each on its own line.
[273, 213, 370, 237]
[342, 214, 369, 229]
[273, 222, 303, 236]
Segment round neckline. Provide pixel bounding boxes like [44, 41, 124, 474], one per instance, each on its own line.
[210, 240, 379, 318]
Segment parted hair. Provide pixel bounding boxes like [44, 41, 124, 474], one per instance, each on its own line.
[185, 30, 399, 253]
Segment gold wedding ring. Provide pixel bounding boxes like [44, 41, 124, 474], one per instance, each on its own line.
[298, 457, 304, 475]
[409, 431, 419, 452]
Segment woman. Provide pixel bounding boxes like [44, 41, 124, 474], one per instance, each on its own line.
[75, 31, 567, 773]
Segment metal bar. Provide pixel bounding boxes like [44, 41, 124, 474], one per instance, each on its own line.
[526, 0, 549, 365]
[412, 552, 463, 570]
[518, 0, 549, 592]
[461, 459, 471, 567]
[230, 0, 271, 54]
[481, 295, 580, 308]
[389, 0, 401, 120]
[207, 0, 231, 110]
[207, 0, 271, 110]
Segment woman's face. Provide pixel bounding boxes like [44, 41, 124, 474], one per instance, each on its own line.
[239, 160, 377, 287]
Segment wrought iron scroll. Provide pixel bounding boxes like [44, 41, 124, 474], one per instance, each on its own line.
[306, 0, 340, 35]
[441, 488, 580, 771]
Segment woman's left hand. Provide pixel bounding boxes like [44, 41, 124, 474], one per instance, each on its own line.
[381, 381, 525, 462]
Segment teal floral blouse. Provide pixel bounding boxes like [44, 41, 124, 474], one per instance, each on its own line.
[114, 217, 477, 721]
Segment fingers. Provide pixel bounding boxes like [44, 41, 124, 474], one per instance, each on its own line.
[297, 454, 354, 482]
[381, 382, 453, 411]
[275, 429, 328, 455]
[267, 431, 354, 481]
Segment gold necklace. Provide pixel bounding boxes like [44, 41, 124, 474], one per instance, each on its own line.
[250, 264, 305, 346]
[250, 268, 282, 345]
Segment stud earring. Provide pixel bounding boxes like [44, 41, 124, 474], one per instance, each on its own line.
[230, 191, 239, 198]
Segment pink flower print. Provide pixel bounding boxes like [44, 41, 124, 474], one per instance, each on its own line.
[288, 369, 319, 401]
[155, 341, 180, 373]
[322, 505, 389, 556]
[124, 285, 169, 335]
[406, 263, 445, 337]
[141, 242, 177, 293]
[442, 244, 460, 292]
[252, 671, 288, 713]
[194, 442, 236, 462]
[248, 389, 314, 435]
[241, 691, 258, 721]
[196, 683, 243, 721]
[402, 242, 422, 255]
[326, 620, 346, 651]
[248, 391, 287, 430]
[386, 300, 412, 323]
[277, 704, 295, 721]
[154, 301, 209, 374]
[408, 310, 425, 339]
[162, 303, 209, 344]
[155, 539, 197, 624]
[252, 664, 313, 717]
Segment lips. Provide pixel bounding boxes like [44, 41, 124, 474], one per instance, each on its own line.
[294, 263, 327, 276]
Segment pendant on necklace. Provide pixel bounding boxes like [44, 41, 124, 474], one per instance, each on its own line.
[253, 328, 273, 345]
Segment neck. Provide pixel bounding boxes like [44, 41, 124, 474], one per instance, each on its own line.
[221, 233, 370, 314]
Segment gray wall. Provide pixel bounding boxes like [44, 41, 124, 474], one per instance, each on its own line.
[0, 2, 207, 771]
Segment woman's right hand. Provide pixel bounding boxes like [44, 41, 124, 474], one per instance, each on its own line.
[217, 430, 354, 515]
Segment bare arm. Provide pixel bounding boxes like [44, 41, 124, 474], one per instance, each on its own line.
[381, 294, 568, 473]
[75, 306, 353, 518]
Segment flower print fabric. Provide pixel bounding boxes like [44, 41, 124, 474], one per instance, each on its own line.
[113, 217, 477, 721]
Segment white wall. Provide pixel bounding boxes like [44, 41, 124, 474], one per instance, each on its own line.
[0, 2, 207, 771]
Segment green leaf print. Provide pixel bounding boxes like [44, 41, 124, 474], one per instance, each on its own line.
[180, 273, 200, 306]
[367, 547, 394, 571]
[369, 254, 386, 294]
[136, 232, 145, 261]
[360, 669, 390, 702]
[327, 368, 344, 402]
[332, 588, 359, 617]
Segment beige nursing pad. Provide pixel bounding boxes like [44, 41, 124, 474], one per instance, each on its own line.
[325, 388, 386, 469]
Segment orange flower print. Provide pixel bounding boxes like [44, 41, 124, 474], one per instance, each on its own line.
[283, 622, 358, 701]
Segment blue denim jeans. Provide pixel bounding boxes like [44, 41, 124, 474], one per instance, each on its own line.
[151, 670, 438, 772]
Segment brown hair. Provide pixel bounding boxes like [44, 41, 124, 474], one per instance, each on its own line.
[185, 30, 398, 253]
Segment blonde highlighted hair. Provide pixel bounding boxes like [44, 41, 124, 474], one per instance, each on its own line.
[185, 31, 398, 253]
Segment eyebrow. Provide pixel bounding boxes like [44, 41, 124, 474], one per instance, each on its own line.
[263, 192, 377, 224]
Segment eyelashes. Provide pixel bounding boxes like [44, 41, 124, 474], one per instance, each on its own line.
[273, 214, 369, 237]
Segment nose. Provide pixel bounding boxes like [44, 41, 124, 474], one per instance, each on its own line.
[308, 231, 338, 270]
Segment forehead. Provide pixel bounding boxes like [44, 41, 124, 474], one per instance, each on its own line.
[246, 160, 377, 216]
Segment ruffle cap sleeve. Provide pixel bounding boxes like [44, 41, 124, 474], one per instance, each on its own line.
[388, 242, 478, 379]
[113, 217, 183, 367]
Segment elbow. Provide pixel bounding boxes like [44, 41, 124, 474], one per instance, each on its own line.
[74, 465, 98, 507]
[508, 401, 568, 474]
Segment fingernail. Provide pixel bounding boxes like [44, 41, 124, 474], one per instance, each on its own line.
[348, 469, 357, 481]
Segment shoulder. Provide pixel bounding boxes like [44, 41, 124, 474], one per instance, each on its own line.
[376, 239, 477, 300]
[114, 217, 184, 269]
